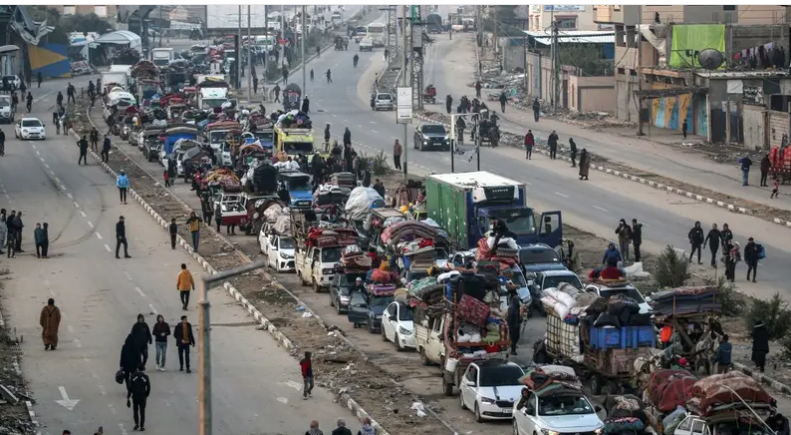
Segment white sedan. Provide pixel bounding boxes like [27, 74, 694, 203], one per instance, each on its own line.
[15, 117, 46, 140]
[381, 301, 416, 351]
[459, 361, 525, 422]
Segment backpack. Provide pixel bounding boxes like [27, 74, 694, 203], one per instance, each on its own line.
[129, 372, 148, 396]
[757, 244, 766, 260]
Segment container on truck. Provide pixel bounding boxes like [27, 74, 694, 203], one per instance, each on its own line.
[425, 171, 562, 251]
[151, 48, 175, 67]
[366, 23, 386, 47]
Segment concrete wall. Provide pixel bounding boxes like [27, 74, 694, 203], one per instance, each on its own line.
[524, 51, 577, 108]
[615, 73, 640, 122]
[569, 76, 615, 113]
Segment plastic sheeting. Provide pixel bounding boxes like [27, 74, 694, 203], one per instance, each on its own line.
[345, 186, 384, 221]
[670, 24, 725, 69]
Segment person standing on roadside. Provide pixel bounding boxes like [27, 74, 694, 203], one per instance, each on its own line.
[39, 298, 61, 351]
[214, 203, 222, 232]
[704, 223, 722, 267]
[13, 211, 23, 253]
[475, 81, 482, 99]
[569, 138, 578, 167]
[498, 91, 507, 113]
[615, 219, 632, 262]
[186, 212, 201, 252]
[34, 223, 45, 258]
[0, 209, 6, 255]
[169, 218, 178, 250]
[744, 237, 760, 283]
[0, 128, 5, 156]
[5, 210, 16, 258]
[524, 130, 535, 160]
[78, 135, 89, 165]
[116, 215, 130, 259]
[332, 419, 352, 435]
[631, 219, 643, 263]
[66, 83, 76, 104]
[36, 71, 42, 88]
[300, 351, 314, 399]
[716, 334, 732, 374]
[393, 139, 402, 170]
[682, 119, 688, 139]
[130, 314, 152, 367]
[688, 221, 704, 264]
[127, 364, 150, 431]
[101, 135, 111, 163]
[760, 154, 770, 187]
[152, 315, 170, 371]
[89, 128, 99, 153]
[739, 155, 752, 186]
[445, 95, 452, 114]
[177, 263, 195, 310]
[548, 130, 559, 160]
[117, 170, 130, 204]
[751, 321, 769, 373]
[173, 315, 195, 373]
[532, 98, 541, 123]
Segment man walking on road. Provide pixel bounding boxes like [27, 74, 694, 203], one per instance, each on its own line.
[39, 298, 61, 351]
[740, 155, 752, 186]
[152, 315, 170, 371]
[445, 95, 452, 114]
[177, 263, 195, 310]
[310, 69, 314, 82]
[0, 128, 5, 156]
[101, 135, 111, 163]
[117, 170, 130, 204]
[548, 130, 559, 160]
[34, 223, 45, 258]
[524, 130, 534, 160]
[532, 98, 541, 122]
[169, 219, 178, 250]
[116, 215, 131, 259]
[131, 314, 152, 367]
[173, 315, 195, 373]
[569, 138, 578, 167]
[78, 135, 89, 165]
[688, 221, 704, 264]
[127, 364, 150, 431]
[744, 237, 760, 283]
[475, 81, 482, 99]
[66, 83, 76, 104]
[273, 84, 281, 103]
[325, 69, 332, 83]
[393, 139, 402, 170]
[498, 91, 507, 113]
[760, 154, 770, 187]
[300, 351, 314, 399]
[186, 212, 201, 252]
[704, 223, 722, 267]
[682, 119, 688, 139]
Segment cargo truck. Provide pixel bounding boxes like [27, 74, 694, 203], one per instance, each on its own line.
[425, 171, 562, 250]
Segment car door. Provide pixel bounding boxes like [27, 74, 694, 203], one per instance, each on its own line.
[427, 316, 444, 362]
[258, 226, 267, 254]
[267, 235, 278, 267]
[460, 364, 477, 410]
[383, 302, 397, 341]
[537, 211, 562, 249]
[517, 393, 539, 435]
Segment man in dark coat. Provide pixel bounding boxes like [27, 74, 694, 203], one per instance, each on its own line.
[704, 223, 722, 267]
[751, 321, 769, 372]
[343, 127, 351, 147]
[506, 287, 521, 355]
[744, 237, 760, 282]
[101, 136, 111, 163]
[12, 211, 23, 252]
[89, 128, 99, 153]
[301, 96, 310, 114]
[78, 135, 89, 165]
[569, 138, 578, 167]
[130, 314, 153, 367]
[173, 315, 195, 373]
[445, 95, 452, 114]
[120, 334, 141, 390]
[0, 128, 5, 156]
[532, 98, 540, 122]
[631, 219, 643, 263]
[127, 364, 150, 431]
[498, 91, 507, 113]
[760, 154, 770, 187]
[548, 130, 559, 160]
[688, 221, 704, 264]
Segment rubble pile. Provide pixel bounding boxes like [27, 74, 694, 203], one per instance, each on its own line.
[0, 335, 38, 435]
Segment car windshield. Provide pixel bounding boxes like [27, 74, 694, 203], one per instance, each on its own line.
[285, 176, 310, 191]
[371, 295, 394, 309]
[422, 125, 446, 135]
[538, 395, 595, 416]
[543, 275, 583, 290]
[601, 287, 645, 302]
[209, 131, 229, 143]
[202, 99, 226, 109]
[22, 120, 42, 127]
[279, 238, 295, 249]
[321, 247, 341, 263]
[0, 98, 9, 107]
[479, 365, 524, 387]
[339, 273, 366, 287]
[520, 248, 560, 265]
[398, 304, 414, 321]
[350, 292, 367, 307]
[376, 94, 391, 101]
[498, 213, 537, 235]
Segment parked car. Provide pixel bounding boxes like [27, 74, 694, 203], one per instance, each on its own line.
[381, 300, 415, 351]
[3, 75, 21, 90]
[519, 243, 566, 273]
[373, 93, 394, 111]
[459, 360, 525, 422]
[0, 96, 15, 123]
[14, 117, 45, 140]
[413, 123, 449, 151]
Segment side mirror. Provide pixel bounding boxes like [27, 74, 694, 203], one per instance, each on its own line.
[464, 379, 476, 387]
[595, 405, 603, 413]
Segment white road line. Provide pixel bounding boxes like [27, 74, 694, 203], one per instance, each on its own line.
[98, 384, 106, 396]
[67, 325, 74, 333]
[104, 244, 111, 252]
[31, 144, 36, 150]
[108, 404, 117, 415]
[554, 191, 569, 198]
[73, 201, 79, 208]
[80, 211, 87, 218]
[66, 193, 73, 199]
[3, 194, 8, 200]
[44, 163, 49, 169]
[82, 357, 89, 363]
[59, 184, 66, 190]
[54, 177, 60, 183]
[119, 423, 129, 435]
[149, 303, 158, 314]
[369, 121, 377, 124]
[371, 130, 378, 133]
[87, 221, 94, 228]
[125, 271, 133, 281]
[95, 232, 103, 240]
[35, 150, 40, 156]
[135, 287, 146, 297]
[38, 156, 44, 162]
[74, 338, 82, 348]
[593, 205, 608, 212]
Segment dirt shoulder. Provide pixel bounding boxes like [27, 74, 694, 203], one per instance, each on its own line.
[0, 305, 39, 434]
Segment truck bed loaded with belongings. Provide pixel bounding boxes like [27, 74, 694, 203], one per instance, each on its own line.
[381, 221, 449, 271]
[258, 200, 289, 235]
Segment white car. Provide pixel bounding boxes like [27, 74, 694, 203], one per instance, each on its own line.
[359, 37, 373, 51]
[584, 282, 652, 314]
[513, 388, 604, 435]
[0, 96, 15, 123]
[460, 361, 525, 422]
[381, 300, 415, 350]
[261, 232, 296, 272]
[15, 117, 46, 140]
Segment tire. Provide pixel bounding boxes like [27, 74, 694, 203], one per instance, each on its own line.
[459, 391, 467, 410]
[395, 333, 404, 352]
[420, 348, 431, 366]
[512, 421, 519, 435]
[474, 403, 483, 422]
[368, 319, 375, 334]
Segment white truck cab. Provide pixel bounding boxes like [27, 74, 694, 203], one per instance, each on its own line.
[296, 245, 342, 292]
[415, 314, 446, 366]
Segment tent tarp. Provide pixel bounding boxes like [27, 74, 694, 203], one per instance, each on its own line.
[669, 24, 725, 69]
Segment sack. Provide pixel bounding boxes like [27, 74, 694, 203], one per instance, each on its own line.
[758, 244, 766, 260]
[115, 369, 125, 385]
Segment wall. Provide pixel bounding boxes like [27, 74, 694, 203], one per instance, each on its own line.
[569, 75, 615, 113]
[736, 6, 787, 25]
[768, 111, 790, 149]
[529, 5, 599, 31]
[648, 85, 694, 132]
[743, 105, 767, 149]
[525, 51, 577, 108]
[615, 73, 639, 121]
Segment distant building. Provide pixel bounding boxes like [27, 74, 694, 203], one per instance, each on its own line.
[48, 5, 117, 19]
[528, 5, 600, 32]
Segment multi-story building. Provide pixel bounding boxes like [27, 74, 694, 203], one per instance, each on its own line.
[48, 5, 117, 18]
[528, 5, 600, 32]
[595, 5, 789, 145]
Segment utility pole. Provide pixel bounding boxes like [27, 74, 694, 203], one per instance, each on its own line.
[263, 4, 268, 100]
[551, 19, 560, 113]
[301, 5, 306, 94]
[237, 6, 242, 90]
[247, 5, 252, 103]
[636, 22, 645, 135]
[402, 5, 408, 180]
[280, 5, 286, 74]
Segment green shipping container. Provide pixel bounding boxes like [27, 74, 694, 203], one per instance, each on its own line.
[425, 176, 469, 250]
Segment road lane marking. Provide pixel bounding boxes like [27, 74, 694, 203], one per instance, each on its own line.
[87, 221, 94, 228]
[59, 184, 66, 190]
[371, 130, 378, 133]
[74, 338, 82, 348]
[108, 404, 117, 414]
[104, 244, 111, 252]
[98, 384, 106, 396]
[54, 177, 60, 183]
[67, 325, 74, 333]
[135, 287, 146, 297]
[119, 423, 129, 435]
[593, 205, 608, 212]
[66, 193, 73, 199]
[554, 191, 569, 198]
[80, 211, 87, 218]
[35, 150, 40, 156]
[125, 271, 133, 281]
[73, 201, 79, 208]
[95, 232, 102, 240]
[149, 303, 158, 315]
[44, 163, 49, 169]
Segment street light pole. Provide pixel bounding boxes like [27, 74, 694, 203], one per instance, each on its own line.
[402, 5, 408, 181]
[247, 5, 252, 103]
[301, 5, 306, 94]
[198, 260, 266, 435]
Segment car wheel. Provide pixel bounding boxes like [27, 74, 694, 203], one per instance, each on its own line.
[474, 403, 483, 423]
[512, 420, 519, 435]
[395, 333, 405, 351]
[368, 319, 375, 334]
[589, 374, 603, 395]
[459, 391, 467, 410]
[381, 323, 388, 341]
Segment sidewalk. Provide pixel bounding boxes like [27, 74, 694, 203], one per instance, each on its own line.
[440, 34, 791, 214]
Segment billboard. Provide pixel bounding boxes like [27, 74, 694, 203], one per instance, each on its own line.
[396, 87, 412, 124]
[28, 43, 71, 78]
[206, 5, 268, 30]
[543, 5, 586, 12]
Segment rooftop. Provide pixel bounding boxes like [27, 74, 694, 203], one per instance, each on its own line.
[522, 30, 615, 45]
[429, 171, 523, 188]
[694, 70, 790, 79]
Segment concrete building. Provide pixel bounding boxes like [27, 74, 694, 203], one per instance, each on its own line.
[594, 5, 790, 142]
[528, 5, 599, 32]
[48, 5, 117, 19]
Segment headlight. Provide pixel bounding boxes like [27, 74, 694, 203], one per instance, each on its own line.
[541, 430, 559, 435]
[594, 428, 604, 435]
[424, 141, 429, 145]
[22, 129, 28, 133]
[322, 268, 334, 275]
[398, 326, 412, 335]
[480, 397, 495, 404]
[444, 135, 449, 140]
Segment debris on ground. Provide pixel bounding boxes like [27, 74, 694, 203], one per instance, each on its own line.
[0, 332, 39, 434]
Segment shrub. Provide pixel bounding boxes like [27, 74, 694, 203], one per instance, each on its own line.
[703, 276, 742, 316]
[655, 245, 689, 288]
[371, 150, 390, 176]
[743, 292, 791, 340]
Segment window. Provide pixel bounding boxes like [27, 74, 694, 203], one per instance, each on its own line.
[614, 5, 621, 11]
[386, 303, 397, 317]
[691, 420, 706, 435]
[723, 5, 736, 11]
[22, 120, 42, 127]
[431, 317, 442, 333]
[556, 17, 577, 30]
[466, 366, 477, 382]
[479, 365, 525, 387]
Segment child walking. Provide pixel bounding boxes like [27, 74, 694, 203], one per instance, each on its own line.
[163, 170, 171, 188]
[770, 177, 779, 199]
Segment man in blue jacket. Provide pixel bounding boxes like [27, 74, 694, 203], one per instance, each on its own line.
[117, 170, 130, 204]
[602, 242, 622, 265]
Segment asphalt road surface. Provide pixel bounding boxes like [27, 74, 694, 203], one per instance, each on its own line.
[0, 80, 362, 435]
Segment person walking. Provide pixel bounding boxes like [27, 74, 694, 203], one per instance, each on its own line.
[740, 155, 752, 186]
[325, 69, 332, 83]
[0, 128, 5, 156]
[771, 176, 779, 199]
[101, 135, 111, 163]
[39, 298, 61, 351]
[310, 69, 314, 82]
[569, 138, 578, 167]
[475, 81, 482, 99]
[152, 315, 170, 371]
[760, 154, 770, 187]
[615, 219, 632, 262]
[716, 334, 732, 374]
[343, 127, 352, 147]
[357, 417, 375, 435]
[301, 95, 310, 114]
[751, 321, 769, 373]
[300, 351, 314, 399]
[744, 237, 760, 282]
[130, 314, 152, 368]
[532, 98, 540, 123]
[169, 218, 178, 250]
[524, 130, 534, 160]
[324, 124, 331, 148]
[393, 139, 402, 170]
[0, 209, 6, 255]
[704, 223, 722, 267]
[332, 419, 352, 435]
[127, 364, 150, 431]
[36, 71, 42, 88]
[13, 211, 23, 253]
[177, 263, 195, 310]
[186, 212, 201, 252]
[682, 119, 688, 139]
[252, 75, 258, 95]
[498, 91, 507, 113]
[548, 130, 559, 160]
[506, 287, 521, 355]
[5, 210, 15, 258]
[273, 84, 281, 103]
[725, 242, 740, 282]
[631, 218, 643, 263]
[56, 91, 63, 108]
[173, 315, 195, 373]
[119, 334, 140, 390]
[89, 128, 99, 153]
[115, 216, 130, 259]
[66, 83, 76, 104]
[721, 223, 734, 251]
[445, 95, 452, 114]
[214, 203, 222, 232]
[688, 221, 704, 264]
[579, 149, 590, 180]
[78, 135, 89, 165]
[34, 223, 45, 258]
[25, 92, 32, 113]
[117, 170, 130, 204]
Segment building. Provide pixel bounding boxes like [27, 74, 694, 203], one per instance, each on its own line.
[528, 5, 600, 32]
[594, 5, 790, 143]
[48, 5, 117, 19]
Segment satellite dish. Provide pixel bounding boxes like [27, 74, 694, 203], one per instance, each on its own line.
[698, 49, 724, 70]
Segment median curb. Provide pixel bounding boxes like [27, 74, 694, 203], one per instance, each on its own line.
[733, 362, 791, 396]
[76, 117, 400, 435]
[414, 113, 752, 216]
[13, 357, 40, 435]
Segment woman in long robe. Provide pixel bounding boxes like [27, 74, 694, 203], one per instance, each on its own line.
[39, 298, 61, 350]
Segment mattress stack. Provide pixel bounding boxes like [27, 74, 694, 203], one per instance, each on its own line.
[649, 286, 721, 318]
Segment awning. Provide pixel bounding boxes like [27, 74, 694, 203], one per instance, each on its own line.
[633, 87, 708, 99]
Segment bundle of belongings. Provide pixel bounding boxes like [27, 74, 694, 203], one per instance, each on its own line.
[602, 394, 659, 434]
[476, 236, 518, 267]
[643, 369, 697, 413]
[274, 159, 300, 171]
[341, 245, 371, 271]
[204, 168, 241, 190]
[649, 286, 721, 318]
[686, 371, 773, 417]
[518, 365, 581, 393]
[305, 227, 357, 248]
[381, 221, 443, 247]
[261, 201, 290, 235]
[369, 261, 397, 284]
[243, 162, 277, 194]
[345, 186, 384, 221]
[583, 292, 651, 329]
[275, 110, 313, 129]
[314, 183, 350, 207]
[330, 172, 356, 190]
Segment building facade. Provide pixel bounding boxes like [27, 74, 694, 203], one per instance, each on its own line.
[528, 5, 599, 32]
[48, 5, 117, 18]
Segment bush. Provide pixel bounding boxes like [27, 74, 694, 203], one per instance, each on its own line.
[371, 150, 390, 176]
[743, 292, 791, 340]
[703, 276, 742, 316]
[655, 245, 689, 288]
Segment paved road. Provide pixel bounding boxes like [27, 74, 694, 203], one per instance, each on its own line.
[0, 92, 362, 435]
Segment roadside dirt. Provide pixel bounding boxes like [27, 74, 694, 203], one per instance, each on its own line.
[0, 309, 38, 434]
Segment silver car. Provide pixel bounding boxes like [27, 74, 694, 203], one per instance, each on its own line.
[374, 93, 394, 111]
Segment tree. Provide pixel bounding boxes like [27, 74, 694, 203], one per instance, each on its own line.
[559, 45, 614, 77]
[60, 13, 114, 35]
